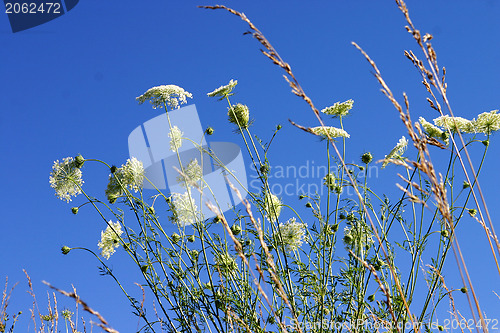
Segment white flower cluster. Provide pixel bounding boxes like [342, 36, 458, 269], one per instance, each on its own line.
[49, 157, 84, 202]
[264, 192, 282, 222]
[105, 157, 145, 203]
[383, 136, 408, 168]
[207, 79, 238, 99]
[474, 110, 500, 135]
[274, 217, 307, 253]
[419, 110, 500, 138]
[321, 99, 354, 117]
[433, 115, 475, 134]
[176, 158, 203, 188]
[136, 84, 193, 110]
[168, 126, 183, 152]
[171, 189, 202, 226]
[98, 221, 123, 260]
[214, 251, 238, 277]
[310, 126, 350, 139]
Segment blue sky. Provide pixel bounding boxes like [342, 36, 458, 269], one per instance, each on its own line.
[2, 0, 500, 331]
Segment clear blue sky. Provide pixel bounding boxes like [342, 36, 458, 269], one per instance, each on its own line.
[2, 0, 500, 331]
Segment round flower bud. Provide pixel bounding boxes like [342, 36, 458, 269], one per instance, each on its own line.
[230, 224, 242, 235]
[305, 202, 312, 208]
[110, 165, 117, 174]
[171, 233, 181, 244]
[441, 230, 449, 238]
[460, 287, 468, 293]
[482, 140, 489, 146]
[332, 224, 339, 232]
[141, 265, 148, 273]
[361, 152, 373, 164]
[187, 235, 195, 243]
[71, 207, 79, 215]
[299, 194, 306, 200]
[343, 234, 353, 245]
[61, 246, 71, 255]
[227, 103, 250, 128]
[260, 164, 269, 174]
[468, 209, 477, 217]
[323, 173, 336, 192]
[463, 181, 470, 189]
[367, 294, 375, 302]
[438, 325, 444, 331]
[339, 213, 346, 220]
[189, 250, 199, 261]
[74, 155, 85, 169]
[205, 127, 214, 135]
[276, 124, 282, 130]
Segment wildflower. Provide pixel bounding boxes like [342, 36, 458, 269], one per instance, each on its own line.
[321, 99, 354, 117]
[205, 127, 214, 135]
[171, 189, 202, 226]
[105, 157, 145, 203]
[274, 218, 307, 253]
[176, 158, 203, 187]
[61, 310, 73, 320]
[473, 110, 500, 135]
[98, 221, 123, 260]
[461, 287, 468, 293]
[434, 115, 475, 134]
[207, 79, 238, 100]
[136, 85, 193, 110]
[169, 126, 183, 152]
[361, 152, 373, 164]
[187, 235, 196, 242]
[310, 126, 350, 140]
[382, 136, 408, 168]
[49, 157, 84, 202]
[214, 251, 238, 277]
[264, 192, 282, 222]
[71, 207, 79, 215]
[419, 117, 448, 144]
[171, 233, 181, 244]
[228, 103, 250, 128]
[74, 155, 85, 168]
[230, 224, 242, 235]
[61, 246, 71, 255]
[323, 173, 336, 192]
[468, 209, 477, 217]
[343, 223, 374, 252]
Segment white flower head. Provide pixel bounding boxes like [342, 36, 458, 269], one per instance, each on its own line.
[264, 192, 282, 222]
[382, 136, 408, 168]
[171, 189, 202, 226]
[474, 110, 500, 135]
[98, 221, 123, 260]
[321, 99, 354, 117]
[433, 115, 475, 134]
[310, 126, 350, 140]
[214, 251, 238, 277]
[228, 103, 250, 128]
[49, 157, 84, 202]
[136, 85, 193, 110]
[176, 158, 203, 188]
[419, 117, 449, 144]
[274, 218, 307, 253]
[207, 79, 238, 100]
[169, 126, 183, 152]
[105, 158, 145, 203]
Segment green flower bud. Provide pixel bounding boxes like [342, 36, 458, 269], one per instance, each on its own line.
[367, 294, 375, 302]
[189, 250, 199, 261]
[74, 155, 85, 169]
[463, 181, 470, 189]
[141, 265, 148, 273]
[205, 127, 214, 135]
[260, 164, 269, 174]
[343, 234, 353, 245]
[244, 239, 252, 247]
[361, 152, 373, 164]
[299, 194, 306, 200]
[61, 246, 71, 255]
[187, 235, 195, 243]
[228, 103, 250, 128]
[71, 207, 79, 215]
[339, 213, 346, 219]
[110, 165, 117, 174]
[468, 209, 477, 217]
[332, 224, 339, 232]
[438, 325, 444, 331]
[323, 173, 336, 192]
[305, 202, 312, 208]
[460, 287, 468, 293]
[230, 224, 242, 235]
[171, 233, 181, 244]
[276, 124, 282, 130]
[482, 140, 489, 146]
[441, 230, 449, 238]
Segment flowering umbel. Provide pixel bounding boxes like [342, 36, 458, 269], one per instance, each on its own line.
[49, 157, 84, 202]
[474, 110, 500, 135]
[98, 221, 123, 260]
[228, 103, 250, 128]
[433, 115, 475, 134]
[176, 158, 203, 188]
[214, 251, 238, 277]
[274, 218, 307, 253]
[419, 117, 447, 142]
[382, 136, 408, 168]
[321, 99, 354, 117]
[105, 158, 145, 203]
[168, 126, 183, 152]
[137, 85, 193, 110]
[310, 126, 350, 140]
[264, 192, 282, 222]
[207, 79, 238, 100]
[171, 189, 202, 226]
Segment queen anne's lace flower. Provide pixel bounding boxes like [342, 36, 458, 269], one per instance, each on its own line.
[169, 126, 183, 152]
[172, 189, 202, 226]
[321, 99, 354, 117]
[382, 136, 408, 168]
[274, 218, 307, 253]
[264, 192, 282, 222]
[137, 85, 193, 110]
[105, 158, 145, 203]
[310, 126, 350, 139]
[98, 221, 123, 260]
[176, 158, 203, 187]
[473, 110, 500, 135]
[228, 103, 250, 128]
[214, 251, 238, 277]
[49, 157, 84, 202]
[434, 115, 475, 134]
[207, 79, 238, 100]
